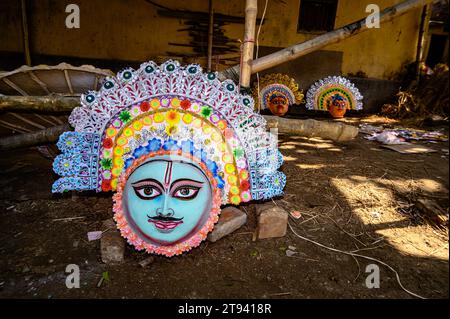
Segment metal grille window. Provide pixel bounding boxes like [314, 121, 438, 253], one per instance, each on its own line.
[297, 0, 338, 32]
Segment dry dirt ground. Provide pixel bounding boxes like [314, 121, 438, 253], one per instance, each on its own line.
[0, 117, 448, 299]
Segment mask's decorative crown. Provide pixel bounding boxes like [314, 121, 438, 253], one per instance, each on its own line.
[306, 76, 363, 111]
[52, 61, 286, 205]
[252, 73, 304, 111]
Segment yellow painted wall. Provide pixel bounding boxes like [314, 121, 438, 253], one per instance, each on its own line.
[257, 0, 422, 79]
[0, 0, 422, 79]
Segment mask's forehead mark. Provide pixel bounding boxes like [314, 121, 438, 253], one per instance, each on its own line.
[163, 161, 173, 189]
[127, 160, 164, 182]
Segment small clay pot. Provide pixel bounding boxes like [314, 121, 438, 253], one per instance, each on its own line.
[328, 103, 347, 118]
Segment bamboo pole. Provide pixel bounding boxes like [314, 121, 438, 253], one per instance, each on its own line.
[0, 124, 70, 151]
[207, 0, 214, 71]
[0, 95, 79, 112]
[0, 114, 358, 150]
[240, 0, 257, 89]
[415, 4, 432, 80]
[222, 0, 437, 80]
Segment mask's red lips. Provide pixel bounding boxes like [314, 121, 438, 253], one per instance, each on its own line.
[148, 219, 183, 230]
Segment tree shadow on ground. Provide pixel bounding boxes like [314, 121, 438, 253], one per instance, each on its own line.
[275, 133, 448, 298]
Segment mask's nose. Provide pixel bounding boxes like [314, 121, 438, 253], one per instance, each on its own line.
[156, 207, 174, 217]
[156, 194, 174, 217]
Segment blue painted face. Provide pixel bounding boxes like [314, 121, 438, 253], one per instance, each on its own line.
[123, 155, 213, 245]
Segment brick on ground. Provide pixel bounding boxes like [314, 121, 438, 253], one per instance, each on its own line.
[256, 203, 288, 239]
[208, 206, 247, 242]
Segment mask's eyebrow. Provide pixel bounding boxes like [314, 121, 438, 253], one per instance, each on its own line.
[169, 179, 204, 193]
[131, 179, 164, 191]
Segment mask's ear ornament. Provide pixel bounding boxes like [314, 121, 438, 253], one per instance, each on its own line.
[52, 61, 286, 256]
[252, 73, 304, 116]
[306, 76, 363, 118]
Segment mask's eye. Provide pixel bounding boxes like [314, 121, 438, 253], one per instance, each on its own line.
[172, 187, 200, 200]
[133, 186, 162, 200]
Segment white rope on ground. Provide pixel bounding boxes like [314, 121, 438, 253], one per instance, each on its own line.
[288, 221, 427, 299]
[255, 0, 268, 113]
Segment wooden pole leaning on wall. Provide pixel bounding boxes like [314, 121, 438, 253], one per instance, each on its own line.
[415, 3, 432, 81]
[240, 0, 257, 89]
[222, 0, 438, 80]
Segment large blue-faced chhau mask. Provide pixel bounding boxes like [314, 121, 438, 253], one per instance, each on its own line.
[52, 60, 286, 256]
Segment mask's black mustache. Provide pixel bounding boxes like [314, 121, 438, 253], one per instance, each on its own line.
[147, 215, 184, 222]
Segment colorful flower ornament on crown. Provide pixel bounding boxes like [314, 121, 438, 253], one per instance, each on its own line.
[305, 76, 363, 118]
[52, 60, 286, 257]
[252, 73, 304, 116]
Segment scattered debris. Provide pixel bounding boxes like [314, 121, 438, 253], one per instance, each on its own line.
[251, 231, 257, 242]
[360, 124, 448, 145]
[359, 124, 383, 135]
[138, 257, 155, 268]
[53, 216, 86, 222]
[250, 250, 262, 260]
[381, 144, 437, 154]
[100, 219, 125, 264]
[285, 249, 297, 257]
[97, 271, 110, 288]
[366, 131, 408, 145]
[87, 231, 103, 242]
[289, 210, 302, 219]
[370, 211, 381, 219]
[360, 123, 447, 154]
[256, 204, 288, 239]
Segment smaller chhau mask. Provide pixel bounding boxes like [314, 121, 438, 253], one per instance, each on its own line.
[52, 61, 286, 257]
[261, 84, 295, 116]
[306, 76, 363, 114]
[252, 74, 304, 116]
